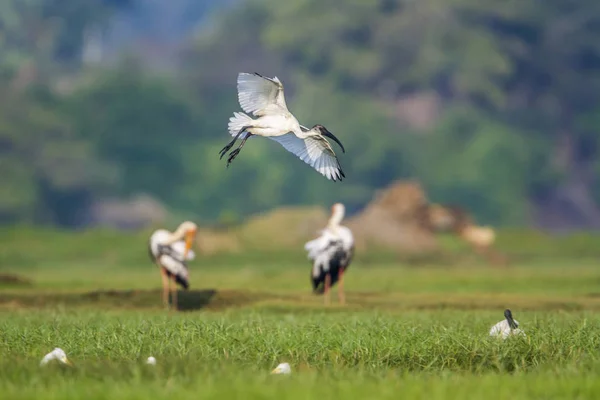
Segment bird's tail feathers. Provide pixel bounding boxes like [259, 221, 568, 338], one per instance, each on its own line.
[228, 112, 253, 137]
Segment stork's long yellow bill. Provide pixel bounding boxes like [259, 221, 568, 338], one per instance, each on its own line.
[183, 230, 195, 259]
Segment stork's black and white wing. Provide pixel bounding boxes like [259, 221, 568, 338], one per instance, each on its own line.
[237, 72, 288, 116]
[269, 133, 345, 181]
[305, 230, 337, 260]
[171, 241, 196, 261]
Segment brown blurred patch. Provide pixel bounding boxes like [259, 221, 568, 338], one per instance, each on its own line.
[186, 180, 506, 265]
[347, 181, 438, 253]
[191, 207, 328, 254]
[0, 289, 289, 312]
[237, 206, 328, 250]
[0, 273, 33, 286]
[196, 228, 242, 256]
[1, 289, 597, 312]
[421, 204, 508, 266]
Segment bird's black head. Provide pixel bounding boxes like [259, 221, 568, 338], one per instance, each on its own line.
[504, 309, 518, 329]
[313, 124, 345, 153]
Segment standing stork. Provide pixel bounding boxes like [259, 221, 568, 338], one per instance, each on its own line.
[305, 203, 354, 305]
[148, 221, 197, 310]
[220, 72, 346, 181]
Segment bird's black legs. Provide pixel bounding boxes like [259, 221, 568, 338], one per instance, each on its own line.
[219, 126, 251, 160]
[226, 133, 254, 167]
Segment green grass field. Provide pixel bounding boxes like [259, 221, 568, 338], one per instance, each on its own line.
[1, 228, 600, 399]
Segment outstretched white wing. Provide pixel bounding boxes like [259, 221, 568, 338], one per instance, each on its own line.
[237, 72, 288, 115]
[269, 133, 345, 181]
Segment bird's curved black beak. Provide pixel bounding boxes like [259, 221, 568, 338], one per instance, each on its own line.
[322, 130, 345, 153]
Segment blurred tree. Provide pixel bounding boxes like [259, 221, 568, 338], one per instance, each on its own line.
[1, 0, 600, 229]
[67, 59, 198, 209]
[0, 85, 116, 225]
[179, 0, 600, 227]
[0, 0, 131, 84]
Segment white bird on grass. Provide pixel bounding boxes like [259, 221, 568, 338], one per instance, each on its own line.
[489, 309, 526, 339]
[40, 348, 73, 366]
[271, 362, 291, 374]
[305, 203, 354, 305]
[148, 221, 198, 310]
[146, 356, 157, 365]
[220, 72, 346, 181]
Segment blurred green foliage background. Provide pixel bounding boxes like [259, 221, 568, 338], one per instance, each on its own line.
[1, 0, 599, 230]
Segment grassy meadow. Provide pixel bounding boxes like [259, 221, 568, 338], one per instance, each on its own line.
[1, 227, 600, 399]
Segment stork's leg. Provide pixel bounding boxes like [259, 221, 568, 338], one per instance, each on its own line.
[324, 273, 331, 305]
[171, 282, 178, 311]
[227, 133, 254, 167]
[167, 276, 174, 311]
[219, 126, 251, 159]
[160, 268, 170, 309]
[338, 268, 345, 306]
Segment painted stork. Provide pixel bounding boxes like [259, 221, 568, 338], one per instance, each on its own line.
[305, 203, 354, 305]
[148, 221, 197, 310]
[489, 309, 526, 339]
[219, 72, 346, 181]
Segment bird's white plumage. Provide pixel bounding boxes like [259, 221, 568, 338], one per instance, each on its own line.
[228, 112, 344, 181]
[271, 362, 291, 374]
[237, 73, 288, 115]
[40, 348, 71, 366]
[149, 229, 194, 279]
[228, 112, 253, 140]
[305, 229, 337, 260]
[305, 226, 353, 258]
[489, 319, 526, 339]
[158, 255, 188, 280]
[307, 227, 354, 277]
[270, 133, 344, 181]
[306, 204, 354, 276]
[224, 73, 345, 181]
[310, 241, 341, 278]
[170, 241, 196, 261]
[146, 356, 156, 365]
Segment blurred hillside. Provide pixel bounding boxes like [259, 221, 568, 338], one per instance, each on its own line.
[1, 0, 599, 231]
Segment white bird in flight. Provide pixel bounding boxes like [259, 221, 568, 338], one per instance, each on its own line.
[40, 348, 73, 366]
[220, 72, 346, 181]
[489, 309, 526, 339]
[271, 362, 291, 374]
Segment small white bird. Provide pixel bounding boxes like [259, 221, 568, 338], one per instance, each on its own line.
[148, 221, 198, 310]
[305, 203, 354, 305]
[146, 356, 156, 365]
[489, 309, 526, 339]
[271, 362, 291, 374]
[40, 348, 72, 366]
[220, 72, 346, 181]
